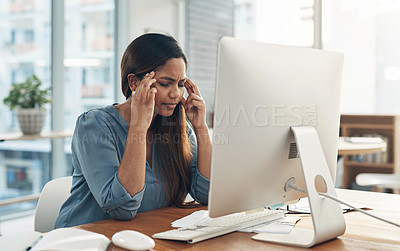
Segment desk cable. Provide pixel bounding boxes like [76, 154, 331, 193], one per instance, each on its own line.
[286, 182, 400, 228]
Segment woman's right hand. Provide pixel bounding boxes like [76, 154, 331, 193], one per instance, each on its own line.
[129, 71, 157, 131]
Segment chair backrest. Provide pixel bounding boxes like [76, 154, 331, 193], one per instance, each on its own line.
[34, 176, 72, 232]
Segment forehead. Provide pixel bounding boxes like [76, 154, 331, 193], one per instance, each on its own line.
[155, 58, 186, 79]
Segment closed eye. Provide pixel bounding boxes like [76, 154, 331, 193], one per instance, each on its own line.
[158, 82, 169, 87]
[158, 82, 184, 88]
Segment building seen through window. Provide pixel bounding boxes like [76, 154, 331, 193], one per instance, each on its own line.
[0, 0, 115, 219]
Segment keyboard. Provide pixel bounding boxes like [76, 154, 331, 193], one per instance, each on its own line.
[152, 209, 284, 243]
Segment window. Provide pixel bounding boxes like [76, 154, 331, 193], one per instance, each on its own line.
[64, 0, 115, 130]
[0, 0, 51, 218]
[186, 0, 235, 126]
[234, 0, 315, 47]
[323, 0, 400, 113]
[0, 0, 116, 219]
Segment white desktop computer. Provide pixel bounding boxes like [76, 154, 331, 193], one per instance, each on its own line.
[209, 37, 345, 247]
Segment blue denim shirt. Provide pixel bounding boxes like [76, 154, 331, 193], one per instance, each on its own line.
[55, 105, 210, 228]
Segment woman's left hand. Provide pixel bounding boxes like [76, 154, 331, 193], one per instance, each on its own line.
[181, 78, 207, 130]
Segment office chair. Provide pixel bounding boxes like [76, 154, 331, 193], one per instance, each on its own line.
[356, 173, 400, 194]
[34, 176, 72, 233]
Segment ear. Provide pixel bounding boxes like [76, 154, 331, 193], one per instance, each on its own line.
[127, 73, 139, 92]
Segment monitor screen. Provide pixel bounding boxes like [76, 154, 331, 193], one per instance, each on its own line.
[208, 37, 343, 218]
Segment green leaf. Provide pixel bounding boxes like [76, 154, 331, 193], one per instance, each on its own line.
[2, 74, 52, 110]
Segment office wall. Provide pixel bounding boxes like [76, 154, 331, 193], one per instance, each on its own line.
[116, 0, 181, 102]
[323, 2, 377, 114]
[376, 9, 400, 113]
[129, 0, 180, 41]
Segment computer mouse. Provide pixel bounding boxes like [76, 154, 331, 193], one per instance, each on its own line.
[112, 230, 155, 251]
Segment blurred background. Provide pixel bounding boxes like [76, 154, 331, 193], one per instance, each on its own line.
[1, 0, 400, 231]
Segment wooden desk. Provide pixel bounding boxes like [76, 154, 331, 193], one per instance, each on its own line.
[76, 189, 400, 250]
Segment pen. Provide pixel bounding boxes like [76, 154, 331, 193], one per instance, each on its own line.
[26, 235, 43, 251]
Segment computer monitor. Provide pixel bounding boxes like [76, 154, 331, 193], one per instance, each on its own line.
[209, 37, 345, 247]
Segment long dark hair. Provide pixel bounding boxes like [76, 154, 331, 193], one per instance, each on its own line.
[121, 33, 192, 206]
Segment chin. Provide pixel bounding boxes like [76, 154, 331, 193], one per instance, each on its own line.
[155, 108, 175, 118]
[155, 105, 179, 118]
[158, 112, 174, 117]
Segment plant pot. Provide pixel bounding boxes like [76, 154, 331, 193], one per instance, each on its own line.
[16, 108, 47, 135]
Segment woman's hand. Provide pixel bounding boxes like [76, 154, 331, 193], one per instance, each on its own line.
[182, 78, 207, 131]
[129, 72, 157, 131]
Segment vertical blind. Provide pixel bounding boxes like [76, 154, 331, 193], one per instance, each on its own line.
[186, 0, 234, 126]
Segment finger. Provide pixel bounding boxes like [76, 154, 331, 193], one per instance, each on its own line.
[181, 96, 187, 107]
[185, 94, 204, 107]
[184, 80, 194, 95]
[142, 71, 154, 80]
[139, 73, 156, 98]
[190, 99, 206, 110]
[133, 73, 148, 97]
[141, 78, 156, 94]
[143, 71, 156, 87]
[184, 96, 195, 110]
[186, 78, 201, 96]
[147, 87, 157, 102]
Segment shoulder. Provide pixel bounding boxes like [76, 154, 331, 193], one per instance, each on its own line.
[75, 106, 117, 135]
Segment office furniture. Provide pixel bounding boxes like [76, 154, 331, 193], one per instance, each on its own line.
[75, 189, 400, 251]
[0, 193, 40, 207]
[340, 114, 400, 189]
[337, 137, 387, 155]
[0, 130, 73, 142]
[356, 173, 400, 193]
[34, 176, 72, 233]
[0, 130, 73, 209]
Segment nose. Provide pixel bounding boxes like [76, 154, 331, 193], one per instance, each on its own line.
[169, 85, 181, 99]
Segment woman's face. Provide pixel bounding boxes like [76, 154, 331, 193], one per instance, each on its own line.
[153, 58, 186, 117]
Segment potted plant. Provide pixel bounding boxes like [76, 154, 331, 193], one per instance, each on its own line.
[3, 75, 51, 135]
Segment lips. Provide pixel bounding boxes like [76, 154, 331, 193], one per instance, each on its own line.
[162, 103, 177, 109]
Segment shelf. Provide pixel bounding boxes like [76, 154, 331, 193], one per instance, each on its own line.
[344, 161, 394, 169]
[341, 124, 394, 130]
[0, 130, 73, 142]
[340, 114, 400, 189]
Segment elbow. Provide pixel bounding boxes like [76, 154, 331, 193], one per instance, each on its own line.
[191, 191, 209, 205]
[109, 208, 138, 221]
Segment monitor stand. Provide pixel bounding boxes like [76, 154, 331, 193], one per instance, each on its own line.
[252, 126, 346, 247]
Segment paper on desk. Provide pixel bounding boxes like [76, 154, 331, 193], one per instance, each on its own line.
[280, 197, 368, 214]
[171, 210, 210, 228]
[171, 210, 297, 234]
[239, 216, 301, 234]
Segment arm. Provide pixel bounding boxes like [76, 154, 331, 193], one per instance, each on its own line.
[76, 72, 157, 221]
[117, 127, 147, 197]
[188, 126, 210, 205]
[74, 113, 144, 220]
[182, 78, 211, 204]
[182, 78, 212, 179]
[194, 126, 212, 179]
[118, 72, 157, 196]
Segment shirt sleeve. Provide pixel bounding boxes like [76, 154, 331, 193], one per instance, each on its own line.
[72, 111, 143, 220]
[187, 125, 210, 204]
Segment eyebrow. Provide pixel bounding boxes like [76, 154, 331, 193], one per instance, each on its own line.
[158, 76, 186, 83]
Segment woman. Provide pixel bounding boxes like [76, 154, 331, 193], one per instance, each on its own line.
[55, 33, 211, 228]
